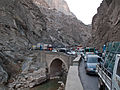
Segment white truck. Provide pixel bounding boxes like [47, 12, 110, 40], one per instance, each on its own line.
[97, 42, 120, 90]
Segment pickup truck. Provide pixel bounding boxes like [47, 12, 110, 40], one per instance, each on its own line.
[96, 42, 120, 90]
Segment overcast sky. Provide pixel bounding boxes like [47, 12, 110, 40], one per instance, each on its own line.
[65, 0, 103, 25]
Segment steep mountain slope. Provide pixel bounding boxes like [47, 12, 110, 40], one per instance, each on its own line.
[0, 0, 48, 87]
[90, 0, 120, 49]
[34, 6, 91, 47]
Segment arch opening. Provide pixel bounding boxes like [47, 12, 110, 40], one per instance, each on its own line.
[49, 59, 66, 78]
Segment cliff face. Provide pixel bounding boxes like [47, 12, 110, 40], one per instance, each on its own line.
[0, 0, 48, 87]
[36, 7, 91, 47]
[33, 0, 74, 16]
[90, 0, 120, 49]
[0, 0, 91, 51]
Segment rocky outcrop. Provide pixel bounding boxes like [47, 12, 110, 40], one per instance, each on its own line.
[36, 7, 91, 46]
[90, 0, 120, 49]
[0, 50, 48, 89]
[0, 0, 48, 88]
[33, 0, 74, 16]
[8, 68, 47, 89]
[0, 65, 8, 84]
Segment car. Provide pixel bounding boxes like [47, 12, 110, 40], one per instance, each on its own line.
[66, 50, 76, 55]
[66, 51, 72, 55]
[52, 49, 57, 52]
[84, 52, 94, 62]
[59, 48, 67, 53]
[85, 54, 102, 75]
[71, 51, 76, 55]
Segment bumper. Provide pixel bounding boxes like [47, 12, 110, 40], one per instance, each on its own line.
[86, 69, 97, 75]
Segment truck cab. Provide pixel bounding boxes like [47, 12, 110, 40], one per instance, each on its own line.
[112, 54, 120, 90]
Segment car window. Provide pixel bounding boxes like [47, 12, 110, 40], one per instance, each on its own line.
[116, 59, 120, 77]
[87, 57, 98, 63]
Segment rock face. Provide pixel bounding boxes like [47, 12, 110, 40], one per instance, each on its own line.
[0, 0, 91, 89]
[0, 0, 91, 48]
[35, 7, 91, 46]
[8, 68, 47, 89]
[0, 65, 8, 84]
[33, 0, 74, 16]
[90, 0, 120, 49]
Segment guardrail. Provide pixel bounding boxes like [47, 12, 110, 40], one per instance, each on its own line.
[96, 65, 112, 90]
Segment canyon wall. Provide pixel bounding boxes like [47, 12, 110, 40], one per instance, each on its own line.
[90, 0, 120, 49]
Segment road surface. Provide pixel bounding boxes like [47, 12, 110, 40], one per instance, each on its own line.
[79, 59, 99, 90]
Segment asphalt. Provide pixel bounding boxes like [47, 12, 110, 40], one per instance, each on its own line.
[79, 59, 99, 90]
[65, 54, 98, 90]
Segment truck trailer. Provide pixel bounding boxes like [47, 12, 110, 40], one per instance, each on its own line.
[97, 42, 120, 90]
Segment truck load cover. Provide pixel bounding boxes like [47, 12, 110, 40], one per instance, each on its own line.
[103, 42, 120, 74]
[97, 42, 120, 90]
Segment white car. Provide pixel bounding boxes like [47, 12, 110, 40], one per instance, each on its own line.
[52, 49, 57, 52]
[85, 54, 101, 74]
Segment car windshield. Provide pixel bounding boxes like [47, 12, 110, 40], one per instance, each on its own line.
[87, 57, 98, 63]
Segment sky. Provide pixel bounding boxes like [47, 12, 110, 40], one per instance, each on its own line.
[65, 0, 103, 25]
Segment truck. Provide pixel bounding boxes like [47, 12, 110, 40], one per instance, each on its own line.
[84, 47, 96, 54]
[97, 42, 120, 90]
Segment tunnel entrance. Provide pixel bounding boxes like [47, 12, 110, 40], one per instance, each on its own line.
[50, 59, 66, 78]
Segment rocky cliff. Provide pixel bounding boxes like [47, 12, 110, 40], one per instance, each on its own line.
[0, 0, 91, 51]
[33, 0, 74, 16]
[90, 0, 120, 49]
[0, 0, 91, 89]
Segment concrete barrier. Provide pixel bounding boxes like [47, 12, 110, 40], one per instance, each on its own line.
[65, 55, 83, 90]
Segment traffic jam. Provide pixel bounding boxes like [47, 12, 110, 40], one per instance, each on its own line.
[79, 42, 120, 90]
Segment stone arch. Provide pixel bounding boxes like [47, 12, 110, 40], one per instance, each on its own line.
[48, 58, 68, 77]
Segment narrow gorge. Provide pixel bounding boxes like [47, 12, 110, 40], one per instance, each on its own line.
[0, 0, 120, 90]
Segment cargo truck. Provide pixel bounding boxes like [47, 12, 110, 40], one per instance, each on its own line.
[96, 42, 120, 90]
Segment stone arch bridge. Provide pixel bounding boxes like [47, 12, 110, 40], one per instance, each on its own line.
[38, 51, 72, 77]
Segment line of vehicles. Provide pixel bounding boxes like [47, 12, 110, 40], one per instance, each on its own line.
[30, 43, 77, 56]
[81, 42, 120, 90]
[81, 47, 102, 75]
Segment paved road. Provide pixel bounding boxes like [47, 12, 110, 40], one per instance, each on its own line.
[79, 59, 99, 90]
